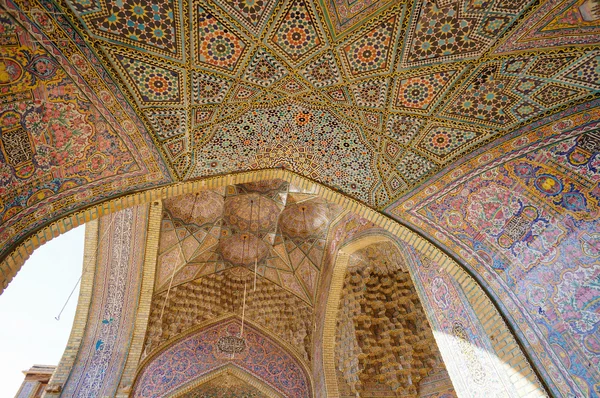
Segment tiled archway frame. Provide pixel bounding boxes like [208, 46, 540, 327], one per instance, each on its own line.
[321, 233, 546, 397]
[44, 203, 163, 397]
[2, 168, 546, 396]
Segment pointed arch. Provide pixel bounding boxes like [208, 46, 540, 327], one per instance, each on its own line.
[3, 169, 551, 396]
[167, 364, 284, 398]
[132, 314, 313, 398]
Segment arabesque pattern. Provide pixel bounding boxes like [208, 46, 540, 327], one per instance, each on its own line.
[0, 6, 170, 267]
[389, 105, 600, 396]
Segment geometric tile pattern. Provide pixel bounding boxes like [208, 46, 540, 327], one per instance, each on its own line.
[7, 0, 600, 396]
[212, 0, 279, 35]
[301, 51, 342, 88]
[37, 0, 600, 211]
[528, 55, 576, 78]
[146, 109, 188, 140]
[559, 52, 600, 90]
[533, 84, 582, 107]
[440, 54, 598, 130]
[361, 110, 383, 130]
[268, 0, 325, 65]
[194, 6, 250, 74]
[112, 54, 183, 105]
[401, 0, 532, 68]
[415, 124, 486, 163]
[442, 64, 519, 128]
[192, 107, 217, 127]
[192, 72, 232, 104]
[495, 0, 600, 54]
[242, 49, 289, 88]
[274, 76, 310, 94]
[339, 15, 400, 78]
[42, 0, 600, 212]
[319, 0, 395, 39]
[189, 103, 377, 201]
[164, 135, 189, 160]
[72, 0, 183, 59]
[385, 114, 424, 144]
[395, 149, 436, 183]
[324, 87, 352, 104]
[352, 78, 389, 108]
[229, 84, 262, 103]
[392, 69, 459, 114]
[7, 0, 600, 220]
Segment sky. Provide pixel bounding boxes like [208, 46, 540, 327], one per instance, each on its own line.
[0, 225, 84, 397]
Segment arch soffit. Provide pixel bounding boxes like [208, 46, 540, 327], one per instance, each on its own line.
[3, 169, 459, 290]
[321, 233, 406, 396]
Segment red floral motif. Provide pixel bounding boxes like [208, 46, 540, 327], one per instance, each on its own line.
[466, 183, 518, 235]
[0, 162, 13, 186]
[27, 102, 94, 167]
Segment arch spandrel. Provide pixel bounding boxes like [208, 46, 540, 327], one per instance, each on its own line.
[387, 124, 600, 396]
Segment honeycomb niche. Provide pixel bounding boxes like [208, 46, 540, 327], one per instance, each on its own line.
[335, 242, 455, 397]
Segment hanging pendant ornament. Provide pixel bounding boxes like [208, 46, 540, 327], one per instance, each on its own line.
[254, 195, 260, 291]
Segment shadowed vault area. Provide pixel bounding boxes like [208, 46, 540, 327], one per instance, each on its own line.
[1, 0, 600, 396]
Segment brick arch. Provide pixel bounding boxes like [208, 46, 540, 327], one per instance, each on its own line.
[132, 315, 313, 398]
[3, 170, 549, 396]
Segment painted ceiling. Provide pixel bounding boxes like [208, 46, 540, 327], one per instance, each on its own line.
[47, 0, 600, 204]
[145, 180, 344, 362]
[1, 0, 599, 263]
[144, 190, 457, 397]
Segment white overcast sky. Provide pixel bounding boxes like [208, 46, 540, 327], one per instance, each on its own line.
[0, 225, 84, 396]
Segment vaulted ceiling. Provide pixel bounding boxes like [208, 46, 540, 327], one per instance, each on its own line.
[1, 1, 600, 395]
[1, 0, 599, 265]
[48, 0, 600, 200]
[141, 184, 457, 397]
